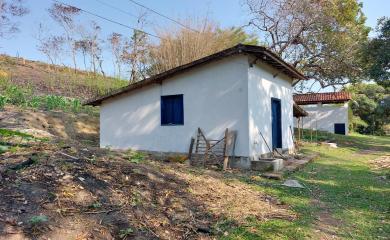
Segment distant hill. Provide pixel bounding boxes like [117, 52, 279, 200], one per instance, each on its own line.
[0, 55, 127, 100]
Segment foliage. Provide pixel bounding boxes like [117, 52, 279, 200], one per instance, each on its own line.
[0, 128, 34, 139]
[126, 151, 145, 164]
[148, 18, 259, 75]
[245, 0, 369, 90]
[0, 95, 7, 109]
[361, 17, 390, 88]
[345, 83, 389, 135]
[119, 227, 134, 238]
[0, 145, 9, 153]
[29, 215, 48, 225]
[88, 201, 102, 209]
[0, 77, 96, 114]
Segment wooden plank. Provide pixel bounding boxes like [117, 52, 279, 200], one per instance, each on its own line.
[188, 137, 195, 163]
[223, 128, 229, 171]
[195, 128, 201, 154]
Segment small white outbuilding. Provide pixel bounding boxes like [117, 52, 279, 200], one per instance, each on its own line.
[293, 92, 352, 135]
[86, 44, 305, 169]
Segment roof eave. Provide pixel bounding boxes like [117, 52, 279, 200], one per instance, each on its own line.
[84, 44, 306, 106]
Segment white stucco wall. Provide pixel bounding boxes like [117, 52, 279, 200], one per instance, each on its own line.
[294, 103, 349, 134]
[247, 60, 295, 157]
[100, 55, 250, 156]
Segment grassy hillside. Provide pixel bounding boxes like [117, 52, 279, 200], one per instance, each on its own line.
[0, 54, 127, 100]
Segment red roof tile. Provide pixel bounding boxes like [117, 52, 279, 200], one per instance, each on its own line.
[293, 92, 351, 105]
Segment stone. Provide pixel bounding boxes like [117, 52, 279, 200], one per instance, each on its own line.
[282, 179, 305, 188]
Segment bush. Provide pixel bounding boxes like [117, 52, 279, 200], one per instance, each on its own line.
[28, 96, 42, 109]
[45, 95, 67, 110]
[5, 85, 27, 106]
[0, 95, 7, 110]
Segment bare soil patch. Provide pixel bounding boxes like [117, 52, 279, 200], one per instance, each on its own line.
[0, 106, 294, 239]
[370, 155, 390, 170]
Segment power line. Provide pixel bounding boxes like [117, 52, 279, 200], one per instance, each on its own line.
[127, 0, 199, 32]
[93, 0, 138, 19]
[51, 0, 162, 40]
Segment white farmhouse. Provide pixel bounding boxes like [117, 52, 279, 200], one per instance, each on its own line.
[86, 44, 305, 168]
[293, 92, 352, 135]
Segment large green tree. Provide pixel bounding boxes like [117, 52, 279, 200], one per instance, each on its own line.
[361, 17, 390, 88]
[346, 83, 389, 135]
[245, 0, 370, 91]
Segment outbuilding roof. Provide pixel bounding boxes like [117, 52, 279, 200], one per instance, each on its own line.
[293, 92, 351, 105]
[85, 44, 306, 106]
[293, 102, 308, 117]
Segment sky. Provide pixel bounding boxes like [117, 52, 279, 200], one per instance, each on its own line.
[0, 0, 389, 78]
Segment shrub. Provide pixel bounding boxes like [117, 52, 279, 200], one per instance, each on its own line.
[0, 95, 7, 110]
[70, 98, 81, 112]
[5, 85, 27, 106]
[45, 95, 67, 110]
[126, 151, 145, 164]
[29, 215, 48, 225]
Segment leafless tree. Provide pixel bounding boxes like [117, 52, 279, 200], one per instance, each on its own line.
[0, 0, 28, 38]
[48, 3, 81, 72]
[36, 23, 65, 69]
[74, 39, 89, 71]
[108, 32, 124, 78]
[121, 13, 149, 83]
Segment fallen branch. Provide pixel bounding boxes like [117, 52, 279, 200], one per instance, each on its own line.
[57, 151, 79, 160]
[83, 207, 122, 214]
[8, 157, 36, 171]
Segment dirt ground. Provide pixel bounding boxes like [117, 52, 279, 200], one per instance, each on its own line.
[0, 106, 294, 240]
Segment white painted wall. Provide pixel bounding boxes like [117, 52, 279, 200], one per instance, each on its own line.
[294, 103, 349, 134]
[247, 59, 295, 158]
[100, 55, 250, 156]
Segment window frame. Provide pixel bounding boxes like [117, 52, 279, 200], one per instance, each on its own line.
[160, 94, 184, 126]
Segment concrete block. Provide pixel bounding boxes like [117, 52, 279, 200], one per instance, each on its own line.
[251, 158, 284, 172]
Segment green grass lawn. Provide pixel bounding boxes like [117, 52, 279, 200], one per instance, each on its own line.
[222, 133, 390, 240]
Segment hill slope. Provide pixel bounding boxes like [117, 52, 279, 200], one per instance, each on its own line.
[0, 55, 127, 100]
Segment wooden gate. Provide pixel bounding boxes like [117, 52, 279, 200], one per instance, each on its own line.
[188, 128, 236, 170]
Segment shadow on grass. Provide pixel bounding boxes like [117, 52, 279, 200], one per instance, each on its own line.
[221, 134, 389, 239]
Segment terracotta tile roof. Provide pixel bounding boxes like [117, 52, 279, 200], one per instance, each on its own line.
[293, 92, 351, 105]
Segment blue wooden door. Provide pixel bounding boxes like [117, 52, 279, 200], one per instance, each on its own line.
[271, 98, 282, 149]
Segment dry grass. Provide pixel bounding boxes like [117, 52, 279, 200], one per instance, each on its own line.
[0, 106, 294, 240]
[0, 55, 127, 100]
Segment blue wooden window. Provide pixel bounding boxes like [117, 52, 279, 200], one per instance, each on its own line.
[161, 94, 184, 125]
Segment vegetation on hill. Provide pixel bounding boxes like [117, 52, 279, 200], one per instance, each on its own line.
[0, 54, 127, 100]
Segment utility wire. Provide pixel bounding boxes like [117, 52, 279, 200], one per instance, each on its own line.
[51, 0, 162, 40]
[127, 0, 199, 32]
[93, 0, 138, 19]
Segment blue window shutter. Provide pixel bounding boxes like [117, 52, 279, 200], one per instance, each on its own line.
[161, 95, 183, 125]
